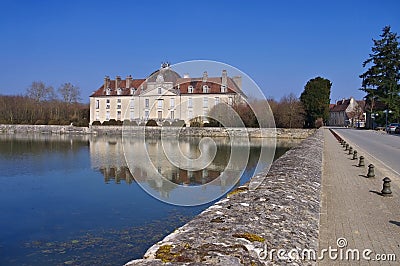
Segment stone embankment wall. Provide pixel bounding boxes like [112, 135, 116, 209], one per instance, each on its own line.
[0, 124, 315, 139]
[125, 129, 323, 265]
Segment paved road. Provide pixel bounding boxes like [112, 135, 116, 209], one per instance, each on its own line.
[331, 128, 400, 177]
[319, 129, 400, 265]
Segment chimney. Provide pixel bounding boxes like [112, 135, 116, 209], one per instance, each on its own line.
[104, 76, 110, 90]
[222, 70, 227, 86]
[126, 75, 132, 89]
[116, 76, 121, 89]
[202, 71, 208, 82]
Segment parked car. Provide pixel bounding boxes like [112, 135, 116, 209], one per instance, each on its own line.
[387, 123, 400, 134]
[395, 126, 400, 134]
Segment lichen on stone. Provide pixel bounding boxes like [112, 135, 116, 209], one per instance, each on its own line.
[232, 232, 265, 243]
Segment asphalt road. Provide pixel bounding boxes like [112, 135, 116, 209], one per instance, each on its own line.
[331, 128, 400, 177]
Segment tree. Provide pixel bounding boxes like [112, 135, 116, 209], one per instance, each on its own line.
[58, 82, 81, 104]
[26, 81, 54, 102]
[300, 77, 332, 128]
[359, 25, 400, 123]
[276, 93, 305, 128]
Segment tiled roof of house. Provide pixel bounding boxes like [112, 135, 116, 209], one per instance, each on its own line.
[174, 77, 239, 94]
[330, 99, 351, 112]
[90, 79, 146, 97]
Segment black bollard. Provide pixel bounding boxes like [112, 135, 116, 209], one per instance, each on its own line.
[367, 164, 375, 178]
[348, 147, 353, 155]
[342, 141, 346, 147]
[345, 144, 349, 151]
[381, 177, 392, 197]
[352, 150, 358, 160]
[359, 156, 365, 167]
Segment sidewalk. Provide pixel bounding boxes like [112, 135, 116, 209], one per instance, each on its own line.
[319, 128, 400, 265]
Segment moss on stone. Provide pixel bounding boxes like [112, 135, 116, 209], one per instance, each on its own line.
[155, 244, 176, 262]
[232, 232, 265, 242]
[227, 186, 248, 198]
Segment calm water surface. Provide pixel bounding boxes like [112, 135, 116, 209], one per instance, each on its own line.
[0, 133, 300, 265]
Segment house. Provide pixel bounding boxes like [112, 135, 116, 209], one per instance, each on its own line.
[89, 63, 242, 125]
[329, 97, 365, 127]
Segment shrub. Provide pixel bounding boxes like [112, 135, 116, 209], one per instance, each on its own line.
[171, 120, 186, 127]
[162, 121, 171, 126]
[124, 120, 138, 126]
[146, 119, 158, 126]
[102, 119, 123, 126]
[190, 121, 202, 127]
[91, 121, 101, 126]
[34, 120, 46, 125]
[48, 119, 60, 125]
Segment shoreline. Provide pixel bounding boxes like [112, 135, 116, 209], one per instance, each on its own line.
[0, 124, 315, 139]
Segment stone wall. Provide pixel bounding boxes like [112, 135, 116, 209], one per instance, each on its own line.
[125, 129, 323, 265]
[0, 124, 315, 139]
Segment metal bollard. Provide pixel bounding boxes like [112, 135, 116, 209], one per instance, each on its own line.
[345, 144, 349, 150]
[367, 164, 375, 178]
[359, 156, 365, 167]
[381, 177, 392, 196]
[352, 150, 358, 160]
[342, 141, 346, 147]
[348, 147, 353, 155]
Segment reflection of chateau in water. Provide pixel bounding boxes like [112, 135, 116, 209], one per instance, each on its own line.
[89, 136, 233, 186]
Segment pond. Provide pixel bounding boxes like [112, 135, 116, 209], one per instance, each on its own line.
[0, 133, 301, 265]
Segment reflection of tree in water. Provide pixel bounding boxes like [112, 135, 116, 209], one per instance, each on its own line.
[0, 134, 89, 157]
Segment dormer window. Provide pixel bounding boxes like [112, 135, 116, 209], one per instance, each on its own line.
[203, 85, 209, 93]
[221, 85, 226, 93]
[158, 87, 162, 94]
[188, 85, 193, 93]
[130, 88, 135, 95]
[106, 88, 111, 95]
[117, 88, 122, 95]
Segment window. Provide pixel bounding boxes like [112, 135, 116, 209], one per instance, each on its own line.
[170, 110, 174, 120]
[158, 111, 162, 120]
[188, 110, 193, 119]
[158, 87, 162, 94]
[117, 110, 121, 120]
[130, 99, 134, 109]
[117, 88, 122, 95]
[95, 100, 100, 109]
[170, 98, 175, 108]
[188, 97, 193, 108]
[145, 98, 149, 108]
[203, 85, 209, 93]
[215, 97, 220, 105]
[130, 88, 135, 95]
[228, 97, 233, 105]
[158, 99, 163, 109]
[203, 97, 208, 108]
[130, 110, 134, 120]
[95, 111, 100, 121]
[188, 86, 193, 93]
[106, 99, 110, 109]
[106, 88, 111, 95]
[144, 110, 149, 119]
[106, 111, 110, 120]
[221, 86, 226, 93]
[106, 99, 110, 103]
[117, 99, 121, 109]
[117, 99, 121, 103]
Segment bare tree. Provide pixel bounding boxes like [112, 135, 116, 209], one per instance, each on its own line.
[26, 81, 54, 102]
[58, 82, 81, 104]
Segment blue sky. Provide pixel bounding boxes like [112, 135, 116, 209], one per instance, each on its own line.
[0, 0, 399, 103]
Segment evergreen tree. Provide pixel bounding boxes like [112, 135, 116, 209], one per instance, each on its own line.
[360, 26, 400, 122]
[300, 77, 332, 128]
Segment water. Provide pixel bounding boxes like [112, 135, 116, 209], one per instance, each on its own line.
[0, 133, 301, 265]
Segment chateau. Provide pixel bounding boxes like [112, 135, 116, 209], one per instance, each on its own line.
[89, 63, 243, 125]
